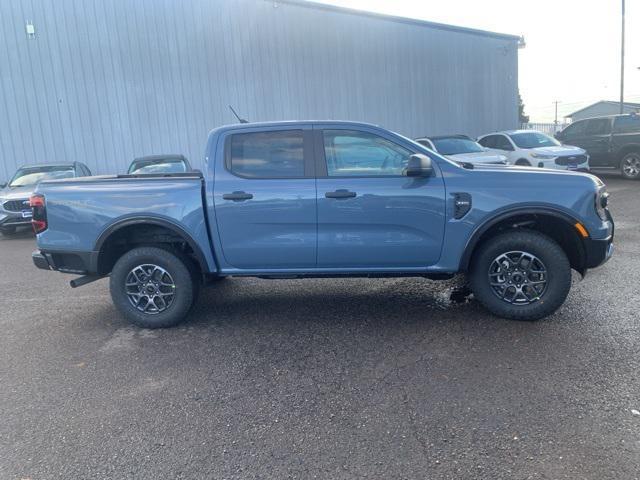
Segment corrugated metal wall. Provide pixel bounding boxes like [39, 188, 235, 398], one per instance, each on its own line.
[0, 0, 519, 179]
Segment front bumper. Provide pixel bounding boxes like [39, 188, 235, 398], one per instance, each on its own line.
[584, 209, 614, 269]
[0, 211, 32, 228]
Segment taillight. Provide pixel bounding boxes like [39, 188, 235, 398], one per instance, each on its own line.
[29, 194, 47, 233]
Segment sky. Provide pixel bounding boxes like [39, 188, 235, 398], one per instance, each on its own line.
[309, 0, 640, 122]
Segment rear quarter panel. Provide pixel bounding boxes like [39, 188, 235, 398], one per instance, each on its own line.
[35, 177, 216, 271]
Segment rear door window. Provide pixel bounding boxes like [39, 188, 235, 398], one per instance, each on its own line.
[228, 130, 305, 178]
[613, 115, 640, 134]
[478, 135, 496, 148]
[494, 135, 514, 151]
[584, 118, 611, 135]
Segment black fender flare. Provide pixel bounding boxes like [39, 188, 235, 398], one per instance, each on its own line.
[94, 215, 209, 273]
[458, 207, 584, 272]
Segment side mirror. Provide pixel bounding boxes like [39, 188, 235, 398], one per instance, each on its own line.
[406, 154, 433, 177]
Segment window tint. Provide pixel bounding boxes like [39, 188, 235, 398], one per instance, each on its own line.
[561, 121, 586, 138]
[613, 115, 640, 134]
[584, 118, 611, 135]
[478, 135, 496, 148]
[431, 137, 484, 155]
[494, 135, 514, 151]
[323, 130, 412, 177]
[229, 130, 304, 178]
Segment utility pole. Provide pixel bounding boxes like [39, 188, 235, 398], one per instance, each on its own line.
[554, 100, 560, 130]
[620, 0, 625, 113]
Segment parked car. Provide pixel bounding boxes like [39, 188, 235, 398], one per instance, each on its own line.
[415, 135, 507, 165]
[555, 114, 640, 179]
[127, 154, 192, 175]
[478, 130, 590, 171]
[31, 121, 613, 328]
[0, 162, 91, 236]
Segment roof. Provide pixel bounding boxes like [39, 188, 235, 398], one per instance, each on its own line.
[565, 100, 640, 118]
[18, 163, 77, 169]
[209, 120, 382, 136]
[279, 0, 522, 41]
[419, 134, 472, 141]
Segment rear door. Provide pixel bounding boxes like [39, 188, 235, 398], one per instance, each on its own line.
[213, 126, 317, 270]
[580, 118, 613, 167]
[314, 125, 446, 269]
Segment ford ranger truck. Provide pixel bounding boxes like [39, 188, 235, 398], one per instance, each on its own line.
[31, 121, 614, 328]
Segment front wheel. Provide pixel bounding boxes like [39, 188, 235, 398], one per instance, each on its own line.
[620, 152, 640, 179]
[0, 226, 17, 236]
[110, 247, 197, 328]
[469, 231, 571, 321]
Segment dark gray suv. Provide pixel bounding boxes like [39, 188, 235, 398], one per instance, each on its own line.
[0, 162, 92, 235]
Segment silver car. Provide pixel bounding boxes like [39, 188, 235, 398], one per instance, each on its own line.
[0, 162, 92, 235]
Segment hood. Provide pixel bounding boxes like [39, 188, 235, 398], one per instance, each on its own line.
[0, 184, 35, 200]
[531, 145, 585, 156]
[447, 151, 506, 164]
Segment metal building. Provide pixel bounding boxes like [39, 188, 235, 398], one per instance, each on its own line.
[0, 0, 520, 178]
[565, 100, 640, 122]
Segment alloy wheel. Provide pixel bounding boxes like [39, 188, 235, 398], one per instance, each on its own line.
[488, 251, 547, 305]
[125, 264, 176, 314]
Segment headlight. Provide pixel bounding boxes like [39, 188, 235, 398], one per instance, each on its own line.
[531, 152, 556, 159]
[595, 188, 609, 221]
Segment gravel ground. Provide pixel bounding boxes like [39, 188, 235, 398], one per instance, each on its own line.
[0, 175, 638, 479]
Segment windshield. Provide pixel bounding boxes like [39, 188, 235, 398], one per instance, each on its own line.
[9, 166, 75, 187]
[508, 132, 560, 149]
[129, 159, 188, 174]
[431, 137, 484, 155]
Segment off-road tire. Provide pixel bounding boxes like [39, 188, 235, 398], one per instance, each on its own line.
[469, 230, 571, 321]
[110, 246, 197, 328]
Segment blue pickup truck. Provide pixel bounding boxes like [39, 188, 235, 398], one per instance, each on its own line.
[31, 121, 614, 328]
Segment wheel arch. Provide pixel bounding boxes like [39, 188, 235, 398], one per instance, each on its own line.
[459, 207, 588, 275]
[94, 216, 209, 275]
[617, 143, 640, 162]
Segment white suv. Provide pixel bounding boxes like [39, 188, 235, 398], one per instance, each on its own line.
[477, 130, 590, 171]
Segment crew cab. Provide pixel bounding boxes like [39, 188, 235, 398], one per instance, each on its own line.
[555, 114, 640, 179]
[31, 121, 614, 328]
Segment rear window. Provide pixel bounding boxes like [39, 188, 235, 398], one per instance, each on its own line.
[9, 166, 75, 187]
[229, 130, 304, 178]
[129, 159, 188, 174]
[431, 137, 484, 155]
[613, 115, 640, 134]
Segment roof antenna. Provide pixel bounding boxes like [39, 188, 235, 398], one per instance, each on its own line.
[229, 105, 249, 124]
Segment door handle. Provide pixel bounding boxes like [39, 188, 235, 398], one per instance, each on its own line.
[223, 191, 253, 201]
[325, 189, 357, 199]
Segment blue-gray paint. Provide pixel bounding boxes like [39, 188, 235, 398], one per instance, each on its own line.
[0, 0, 519, 181]
[35, 121, 611, 279]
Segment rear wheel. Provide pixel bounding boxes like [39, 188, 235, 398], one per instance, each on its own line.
[110, 246, 197, 328]
[515, 159, 531, 166]
[469, 231, 571, 321]
[620, 151, 640, 179]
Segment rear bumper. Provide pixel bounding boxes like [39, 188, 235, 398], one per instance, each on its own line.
[32, 249, 97, 274]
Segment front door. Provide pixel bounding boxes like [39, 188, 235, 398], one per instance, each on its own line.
[565, 118, 612, 167]
[315, 126, 446, 269]
[213, 126, 317, 270]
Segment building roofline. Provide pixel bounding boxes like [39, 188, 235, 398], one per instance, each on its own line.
[275, 0, 522, 42]
[565, 100, 640, 118]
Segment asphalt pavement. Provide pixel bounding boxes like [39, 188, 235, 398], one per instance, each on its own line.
[1, 175, 638, 479]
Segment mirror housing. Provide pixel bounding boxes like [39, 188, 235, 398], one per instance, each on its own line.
[406, 154, 433, 177]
